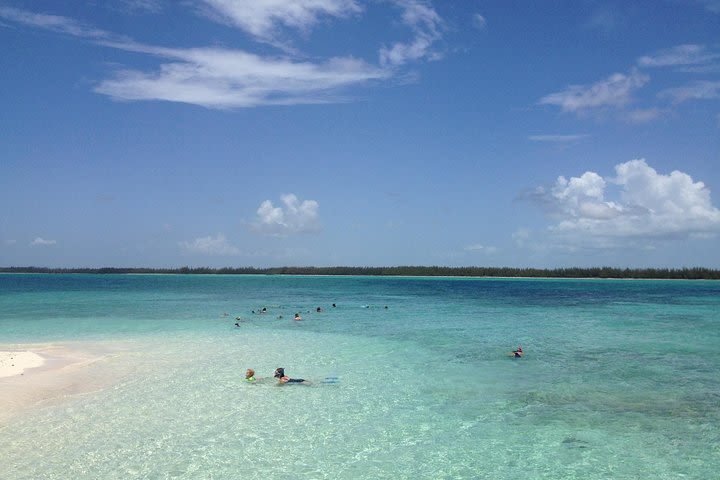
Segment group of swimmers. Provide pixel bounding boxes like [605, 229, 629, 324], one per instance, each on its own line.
[234, 303, 342, 326]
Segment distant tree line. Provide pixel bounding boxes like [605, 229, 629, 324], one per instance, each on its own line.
[1, 266, 719, 279]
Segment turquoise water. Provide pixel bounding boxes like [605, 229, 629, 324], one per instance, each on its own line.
[1, 274, 719, 479]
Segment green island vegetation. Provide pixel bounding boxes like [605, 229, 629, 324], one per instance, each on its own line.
[1, 266, 719, 279]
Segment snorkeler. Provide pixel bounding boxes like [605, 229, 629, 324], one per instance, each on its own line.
[274, 367, 306, 384]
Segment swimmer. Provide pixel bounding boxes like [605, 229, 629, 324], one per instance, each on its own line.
[316, 306, 323, 313]
[294, 313, 302, 321]
[509, 345, 524, 357]
[245, 368, 256, 382]
[274, 367, 307, 384]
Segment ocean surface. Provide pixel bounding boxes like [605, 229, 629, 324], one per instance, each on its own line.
[1, 274, 719, 479]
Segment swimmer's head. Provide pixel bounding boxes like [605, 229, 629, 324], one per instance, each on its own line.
[246, 368, 255, 378]
[274, 367, 285, 378]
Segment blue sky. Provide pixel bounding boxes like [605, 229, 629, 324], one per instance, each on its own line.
[1, 0, 719, 269]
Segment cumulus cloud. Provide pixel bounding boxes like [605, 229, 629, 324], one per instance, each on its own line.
[179, 234, 241, 255]
[530, 159, 720, 247]
[251, 194, 321, 236]
[30, 237, 57, 246]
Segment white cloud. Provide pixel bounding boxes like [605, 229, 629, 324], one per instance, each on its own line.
[199, 0, 361, 45]
[638, 44, 720, 68]
[379, 0, 444, 67]
[30, 237, 57, 246]
[658, 80, 720, 104]
[95, 45, 388, 108]
[3, 4, 451, 109]
[472, 13, 486, 29]
[179, 234, 241, 255]
[531, 159, 720, 246]
[539, 69, 649, 114]
[251, 194, 321, 236]
[550, 171, 624, 220]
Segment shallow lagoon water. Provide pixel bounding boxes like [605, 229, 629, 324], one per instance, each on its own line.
[1, 274, 719, 479]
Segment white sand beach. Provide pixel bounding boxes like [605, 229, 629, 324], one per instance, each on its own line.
[0, 344, 122, 424]
[0, 350, 45, 378]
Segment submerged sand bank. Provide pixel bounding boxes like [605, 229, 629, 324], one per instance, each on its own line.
[0, 344, 125, 424]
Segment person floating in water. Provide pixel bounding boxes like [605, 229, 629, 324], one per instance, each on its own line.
[509, 345, 524, 357]
[294, 313, 302, 321]
[245, 368, 257, 382]
[274, 367, 307, 384]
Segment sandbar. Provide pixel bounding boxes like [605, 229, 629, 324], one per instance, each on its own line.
[0, 350, 45, 378]
[0, 344, 122, 424]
